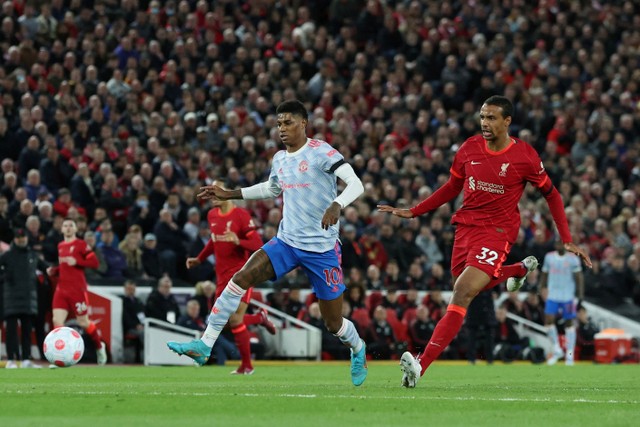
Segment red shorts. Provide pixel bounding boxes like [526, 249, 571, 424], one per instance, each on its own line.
[52, 288, 90, 317]
[450, 225, 511, 279]
[215, 278, 253, 304]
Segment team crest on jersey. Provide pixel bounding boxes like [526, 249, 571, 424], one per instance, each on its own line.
[499, 163, 510, 177]
[278, 168, 283, 175]
[298, 160, 309, 172]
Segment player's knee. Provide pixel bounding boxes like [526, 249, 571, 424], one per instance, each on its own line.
[324, 318, 342, 334]
[451, 283, 479, 307]
[231, 271, 250, 289]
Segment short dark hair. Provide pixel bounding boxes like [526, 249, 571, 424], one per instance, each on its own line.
[276, 100, 308, 121]
[484, 95, 513, 119]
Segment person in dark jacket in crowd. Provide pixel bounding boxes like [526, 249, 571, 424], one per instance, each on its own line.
[145, 275, 180, 324]
[122, 279, 145, 341]
[0, 228, 49, 367]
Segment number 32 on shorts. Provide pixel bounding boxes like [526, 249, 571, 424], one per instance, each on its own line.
[475, 247, 498, 265]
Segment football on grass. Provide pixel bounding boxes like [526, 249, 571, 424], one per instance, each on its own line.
[44, 327, 85, 367]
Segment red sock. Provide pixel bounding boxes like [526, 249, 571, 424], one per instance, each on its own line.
[482, 262, 527, 291]
[419, 305, 467, 375]
[232, 324, 253, 369]
[243, 313, 261, 326]
[85, 322, 102, 349]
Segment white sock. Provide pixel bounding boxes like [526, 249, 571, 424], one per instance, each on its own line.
[547, 324, 562, 353]
[201, 280, 245, 347]
[565, 325, 576, 359]
[334, 318, 363, 353]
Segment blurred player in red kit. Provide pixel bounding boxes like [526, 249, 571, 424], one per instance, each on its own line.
[185, 180, 276, 374]
[378, 96, 592, 387]
[47, 218, 107, 365]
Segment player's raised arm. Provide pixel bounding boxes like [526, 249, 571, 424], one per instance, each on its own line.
[378, 173, 465, 218]
[321, 162, 364, 230]
[535, 176, 593, 268]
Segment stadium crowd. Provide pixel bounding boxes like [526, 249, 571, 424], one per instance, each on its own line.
[1, 0, 640, 362]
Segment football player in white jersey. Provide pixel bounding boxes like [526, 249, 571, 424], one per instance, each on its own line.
[168, 100, 368, 385]
[540, 240, 584, 365]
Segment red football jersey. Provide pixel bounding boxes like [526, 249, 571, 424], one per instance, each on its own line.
[198, 206, 263, 286]
[56, 238, 99, 292]
[449, 135, 549, 242]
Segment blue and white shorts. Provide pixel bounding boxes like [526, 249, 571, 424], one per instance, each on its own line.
[544, 299, 576, 320]
[262, 237, 345, 301]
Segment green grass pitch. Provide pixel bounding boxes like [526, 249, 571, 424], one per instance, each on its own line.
[1, 361, 639, 427]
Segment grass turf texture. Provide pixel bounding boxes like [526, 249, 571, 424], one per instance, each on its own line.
[1, 361, 639, 427]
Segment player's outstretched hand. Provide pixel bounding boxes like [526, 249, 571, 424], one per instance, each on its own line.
[377, 204, 414, 218]
[322, 202, 341, 230]
[186, 257, 201, 269]
[197, 185, 222, 201]
[564, 242, 593, 269]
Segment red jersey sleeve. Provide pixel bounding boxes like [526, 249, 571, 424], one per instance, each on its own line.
[74, 241, 99, 269]
[520, 145, 549, 190]
[520, 144, 572, 243]
[237, 209, 262, 252]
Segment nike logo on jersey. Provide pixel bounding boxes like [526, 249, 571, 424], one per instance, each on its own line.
[471, 161, 481, 165]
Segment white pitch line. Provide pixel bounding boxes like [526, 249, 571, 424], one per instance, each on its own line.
[1, 390, 637, 405]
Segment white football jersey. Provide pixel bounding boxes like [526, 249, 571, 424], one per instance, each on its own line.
[267, 138, 344, 253]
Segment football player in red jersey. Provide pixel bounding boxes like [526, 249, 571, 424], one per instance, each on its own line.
[47, 218, 107, 365]
[378, 96, 592, 387]
[185, 180, 276, 374]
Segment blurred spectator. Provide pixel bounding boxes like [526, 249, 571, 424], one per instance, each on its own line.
[127, 191, 156, 235]
[118, 225, 144, 279]
[141, 233, 162, 280]
[186, 222, 215, 283]
[177, 299, 206, 331]
[0, 196, 11, 243]
[145, 275, 180, 324]
[365, 264, 384, 290]
[415, 226, 444, 272]
[53, 187, 86, 218]
[340, 224, 367, 271]
[36, 201, 54, 236]
[83, 230, 107, 281]
[381, 288, 401, 320]
[285, 284, 304, 319]
[25, 214, 44, 254]
[345, 280, 367, 310]
[576, 304, 599, 361]
[465, 291, 496, 365]
[384, 259, 405, 290]
[97, 229, 127, 279]
[0, 228, 49, 367]
[13, 198, 34, 229]
[410, 305, 437, 354]
[122, 279, 145, 338]
[364, 305, 398, 360]
[39, 146, 73, 194]
[153, 208, 189, 278]
[70, 163, 96, 219]
[183, 207, 201, 242]
[192, 280, 216, 320]
[24, 169, 50, 202]
[521, 288, 546, 326]
[359, 228, 388, 270]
